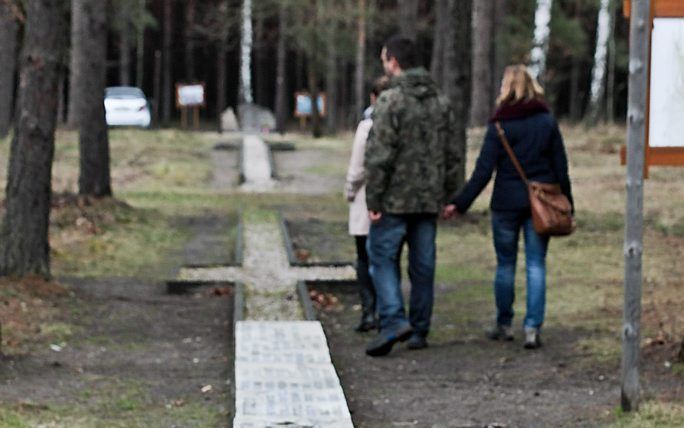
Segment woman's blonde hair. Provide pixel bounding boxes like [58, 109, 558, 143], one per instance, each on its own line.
[496, 65, 545, 106]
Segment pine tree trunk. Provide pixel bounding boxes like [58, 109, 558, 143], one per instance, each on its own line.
[606, 0, 617, 123]
[216, 0, 229, 132]
[324, 1, 337, 134]
[136, 0, 146, 88]
[354, 0, 366, 123]
[254, 9, 268, 107]
[398, 0, 419, 41]
[529, 0, 553, 82]
[184, 0, 196, 82]
[67, 0, 84, 128]
[0, 0, 64, 278]
[0, 3, 18, 137]
[119, 10, 131, 86]
[275, 3, 288, 134]
[493, 0, 509, 86]
[470, 0, 495, 126]
[162, 0, 172, 125]
[75, 0, 111, 197]
[430, 0, 448, 86]
[444, 0, 471, 187]
[568, 0, 583, 121]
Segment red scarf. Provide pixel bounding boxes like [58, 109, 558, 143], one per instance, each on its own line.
[490, 98, 550, 122]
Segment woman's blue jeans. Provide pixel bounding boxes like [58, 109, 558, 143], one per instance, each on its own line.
[491, 210, 549, 329]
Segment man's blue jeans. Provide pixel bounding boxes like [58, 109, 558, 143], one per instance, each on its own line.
[491, 210, 550, 329]
[367, 214, 437, 336]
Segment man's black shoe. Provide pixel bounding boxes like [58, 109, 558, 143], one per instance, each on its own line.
[365, 324, 413, 357]
[406, 334, 428, 350]
[355, 313, 377, 332]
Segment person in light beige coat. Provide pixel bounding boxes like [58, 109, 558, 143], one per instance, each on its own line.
[345, 77, 390, 332]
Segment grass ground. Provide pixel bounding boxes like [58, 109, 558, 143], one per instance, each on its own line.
[0, 124, 682, 426]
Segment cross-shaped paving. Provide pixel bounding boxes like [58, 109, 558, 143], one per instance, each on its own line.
[178, 134, 356, 427]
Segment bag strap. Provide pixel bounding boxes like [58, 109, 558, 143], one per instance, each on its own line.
[494, 121, 529, 187]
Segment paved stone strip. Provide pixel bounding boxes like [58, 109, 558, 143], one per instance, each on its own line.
[177, 134, 357, 425]
[233, 321, 354, 427]
[241, 134, 275, 192]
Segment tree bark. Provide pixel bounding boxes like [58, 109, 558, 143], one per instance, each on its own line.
[254, 7, 268, 107]
[324, 1, 337, 133]
[162, 0, 172, 125]
[74, 0, 111, 197]
[469, 0, 495, 126]
[587, 0, 613, 125]
[136, 0, 146, 88]
[354, 0, 366, 123]
[444, 0, 471, 187]
[239, 0, 254, 104]
[0, 2, 19, 137]
[216, 0, 229, 132]
[275, 3, 288, 134]
[430, 0, 448, 86]
[67, 0, 84, 128]
[529, 0, 553, 82]
[398, 0, 419, 41]
[184, 0, 196, 82]
[119, 8, 131, 86]
[0, 0, 64, 278]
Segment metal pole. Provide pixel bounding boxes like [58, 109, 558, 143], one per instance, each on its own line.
[622, 0, 650, 412]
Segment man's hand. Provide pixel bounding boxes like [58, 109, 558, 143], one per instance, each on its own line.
[441, 204, 458, 220]
[368, 210, 382, 223]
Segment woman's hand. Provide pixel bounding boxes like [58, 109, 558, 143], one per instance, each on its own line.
[368, 210, 382, 223]
[441, 204, 459, 220]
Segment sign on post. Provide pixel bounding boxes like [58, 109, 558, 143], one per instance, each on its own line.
[622, 1, 684, 172]
[293, 92, 327, 130]
[175, 83, 206, 130]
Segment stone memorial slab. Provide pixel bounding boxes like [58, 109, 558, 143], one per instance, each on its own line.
[234, 321, 353, 428]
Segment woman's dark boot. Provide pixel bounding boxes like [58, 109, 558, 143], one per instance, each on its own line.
[355, 284, 376, 332]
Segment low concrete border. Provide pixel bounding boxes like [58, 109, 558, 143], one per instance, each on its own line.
[277, 211, 355, 268]
[296, 279, 358, 322]
[178, 213, 244, 269]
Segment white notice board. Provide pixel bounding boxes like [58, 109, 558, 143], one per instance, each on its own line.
[649, 18, 684, 147]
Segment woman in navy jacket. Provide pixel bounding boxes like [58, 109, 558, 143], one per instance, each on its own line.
[443, 65, 573, 349]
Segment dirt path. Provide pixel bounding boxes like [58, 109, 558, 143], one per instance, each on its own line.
[314, 285, 682, 428]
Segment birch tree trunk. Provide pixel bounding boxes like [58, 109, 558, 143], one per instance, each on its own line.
[0, 3, 19, 137]
[239, 0, 254, 104]
[275, 3, 288, 134]
[75, 0, 111, 197]
[0, 0, 64, 278]
[587, 0, 613, 125]
[354, 0, 366, 123]
[470, 0, 495, 126]
[528, 0, 553, 82]
[622, 0, 650, 412]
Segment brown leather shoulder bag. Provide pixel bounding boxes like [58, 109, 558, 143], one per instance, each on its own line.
[494, 121, 576, 237]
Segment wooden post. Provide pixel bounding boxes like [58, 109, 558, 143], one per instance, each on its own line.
[622, 0, 650, 412]
[193, 106, 199, 129]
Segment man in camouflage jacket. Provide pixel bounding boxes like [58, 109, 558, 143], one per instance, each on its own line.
[364, 35, 463, 357]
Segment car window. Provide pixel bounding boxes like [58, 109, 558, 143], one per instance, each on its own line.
[106, 87, 146, 99]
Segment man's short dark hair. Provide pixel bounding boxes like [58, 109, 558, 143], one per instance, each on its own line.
[384, 35, 418, 69]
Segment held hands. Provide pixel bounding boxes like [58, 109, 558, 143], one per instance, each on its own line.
[368, 210, 382, 223]
[441, 204, 459, 220]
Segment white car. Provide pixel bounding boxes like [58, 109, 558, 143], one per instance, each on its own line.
[104, 86, 151, 128]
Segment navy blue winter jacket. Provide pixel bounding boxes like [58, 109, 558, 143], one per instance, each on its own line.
[451, 102, 573, 214]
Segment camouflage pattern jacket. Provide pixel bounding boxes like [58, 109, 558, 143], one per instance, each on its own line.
[364, 68, 463, 214]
